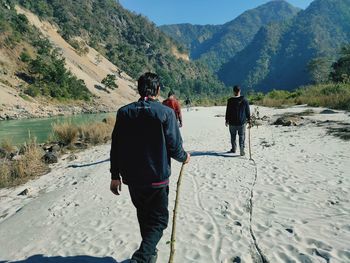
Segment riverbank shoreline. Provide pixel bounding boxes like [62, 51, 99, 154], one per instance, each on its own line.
[0, 100, 120, 121]
[0, 115, 115, 188]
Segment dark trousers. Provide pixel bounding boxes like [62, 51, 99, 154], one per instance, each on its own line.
[229, 124, 246, 151]
[129, 186, 169, 263]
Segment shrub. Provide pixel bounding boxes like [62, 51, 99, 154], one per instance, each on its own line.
[52, 122, 79, 146]
[80, 122, 111, 145]
[0, 160, 11, 188]
[253, 83, 350, 110]
[25, 85, 41, 97]
[12, 138, 47, 180]
[20, 50, 31, 62]
[102, 74, 118, 89]
[52, 117, 116, 146]
[0, 137, 48, 188]
[0, 138, 16, 157]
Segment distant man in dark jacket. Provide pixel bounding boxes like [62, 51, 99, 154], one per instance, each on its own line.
[162, 90, 183, 127]
[185, 97, 191, 112]
[225, 85, 251, 156]
[110, 72, 190, 263]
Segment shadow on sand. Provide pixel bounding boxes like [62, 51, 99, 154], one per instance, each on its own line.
[65, 150, 239, 169]
[67, 158, 110, 169]
[189, 151, 240, 158]
[0, 255, 130, 263]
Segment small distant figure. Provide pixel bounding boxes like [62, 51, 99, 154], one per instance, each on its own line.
[185, 97, 191, 112]
[163, 90, 183, 127]
[225, 85, 251, 156]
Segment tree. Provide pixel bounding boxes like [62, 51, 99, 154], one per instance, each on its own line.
[307, 57, 331, 84]
[102, 74, 118, 89]
[330, 44, 350, 83]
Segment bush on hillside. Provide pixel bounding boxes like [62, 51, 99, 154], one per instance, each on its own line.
[26, 44, 91, 101]
[101, 74, 118, 90]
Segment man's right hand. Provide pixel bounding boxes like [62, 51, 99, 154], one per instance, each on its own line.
[110, 179, 122, 195]
[184, 153, 190, 164]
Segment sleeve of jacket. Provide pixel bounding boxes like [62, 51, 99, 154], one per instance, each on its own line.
[110, 111, 121, 180]
[245, 99, 251, 121]
[164, 110, 187, 162]
[225, 99, 230, 123]
[175, 100, 182, 124]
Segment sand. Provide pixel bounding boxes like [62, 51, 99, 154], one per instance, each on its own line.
[0, 106, 349, 263]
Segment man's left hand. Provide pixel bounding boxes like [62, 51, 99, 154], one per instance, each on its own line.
[110, 179, 122, 195]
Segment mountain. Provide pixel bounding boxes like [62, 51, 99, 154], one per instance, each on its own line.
[160, 0, 301, 72]
[219, 0, 350, 91]
[14, 0, 225, 98]
[159, 23, 221, 55]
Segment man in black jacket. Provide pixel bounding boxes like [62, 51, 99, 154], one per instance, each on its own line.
[225, 85, 251, 156]
[110, 72, 190, 263]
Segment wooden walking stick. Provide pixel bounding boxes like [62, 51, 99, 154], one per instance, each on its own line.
[168, 163, 186, 263]
[248, 125, 252, 160]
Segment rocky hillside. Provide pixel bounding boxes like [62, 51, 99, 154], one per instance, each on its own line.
[0, 0, 227, 120]
[16, 0, 225, 98]
[0, 1, 138, 120]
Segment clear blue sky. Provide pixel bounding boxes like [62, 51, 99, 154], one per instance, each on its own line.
[119, 0, 314, 26]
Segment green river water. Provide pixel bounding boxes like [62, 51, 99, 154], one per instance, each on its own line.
[0, 113, 114, 145]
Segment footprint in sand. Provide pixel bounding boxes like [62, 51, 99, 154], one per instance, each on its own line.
[306, 238, 333, 251]
[298, 253, 313, 263]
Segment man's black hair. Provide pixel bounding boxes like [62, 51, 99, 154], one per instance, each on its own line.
[138, 72, 161, 97]
[233, 85, 241, 94]
[168, 90, 175, 98]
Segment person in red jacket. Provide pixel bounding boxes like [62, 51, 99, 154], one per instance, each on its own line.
[162, 91, 183, 127]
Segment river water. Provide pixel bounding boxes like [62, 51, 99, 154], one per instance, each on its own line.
[0, 113, 114, 145]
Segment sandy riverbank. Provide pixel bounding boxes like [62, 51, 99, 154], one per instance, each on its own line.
[0, 106, 349, 263]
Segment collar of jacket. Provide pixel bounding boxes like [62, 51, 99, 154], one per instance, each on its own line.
[138, 97, 159, 102]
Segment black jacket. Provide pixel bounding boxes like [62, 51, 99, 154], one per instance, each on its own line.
[110, 98, 187, 187]
[225, 96, 251, 126]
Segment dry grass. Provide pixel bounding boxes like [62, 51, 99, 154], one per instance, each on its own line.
[0, 138, 17, 157]
[52, 122, 79, 145]
[0, 160, 11, 188]
[0, 118, 116, 188]
[0, 137, 49, 188]
[80, 122, 112, 145]
[52, 117, 116, 146]
[253, 83, 350, 111]
[259, 98, 294, 108]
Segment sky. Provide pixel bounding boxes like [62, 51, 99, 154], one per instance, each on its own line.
[119, 0, 314, 26]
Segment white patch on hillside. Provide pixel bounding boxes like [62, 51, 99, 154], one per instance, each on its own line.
[15, 5, 138, 109]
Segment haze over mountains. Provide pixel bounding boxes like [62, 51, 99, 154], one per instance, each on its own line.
[160, 0, 350, 92]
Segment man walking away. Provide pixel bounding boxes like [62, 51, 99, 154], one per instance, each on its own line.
[110, 72, 190, 263]
[162, 90, 183, 127]
[225, 85, 251, 156]
[185, 97, 191, 112]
